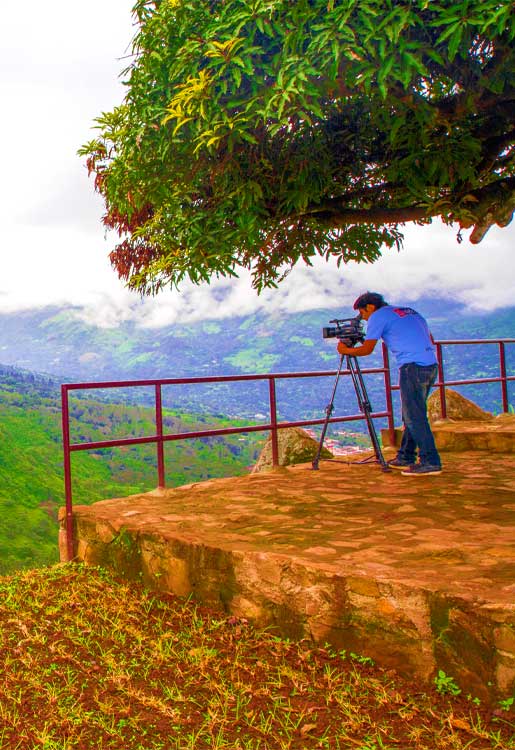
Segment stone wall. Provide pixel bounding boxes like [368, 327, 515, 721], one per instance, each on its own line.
[61, 507, 515, 704]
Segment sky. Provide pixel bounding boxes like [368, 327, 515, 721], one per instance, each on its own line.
[1, 0, 514, 329]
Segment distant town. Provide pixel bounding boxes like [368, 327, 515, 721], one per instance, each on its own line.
[304, 428, 368, 456]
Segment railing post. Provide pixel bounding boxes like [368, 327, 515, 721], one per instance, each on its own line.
[435, 343, 447, 419]
[61, 385, 75, 562]
[155, 384, 166, 488]
[381, 343, 396, 445]
[499, 342, 509, 413]
[268, 377, 279, 466]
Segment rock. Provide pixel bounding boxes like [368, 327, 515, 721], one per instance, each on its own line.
[427, 388, 493, 423]
[252, 427, 333, 473]
[495, 413, 515, 424]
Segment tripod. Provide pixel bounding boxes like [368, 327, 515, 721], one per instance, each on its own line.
[312, 353, 391, 472]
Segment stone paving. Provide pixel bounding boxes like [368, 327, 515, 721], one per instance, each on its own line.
[60, 447, 515, 701]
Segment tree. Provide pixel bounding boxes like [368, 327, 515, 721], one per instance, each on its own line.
[80, 0, 515, 293]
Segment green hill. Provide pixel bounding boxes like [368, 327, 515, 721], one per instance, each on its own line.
[0, 375, 264, 574]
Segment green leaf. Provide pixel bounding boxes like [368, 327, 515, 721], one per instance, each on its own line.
[403, 51, 428, 78]
[239, 131, 259, 145]
[434, 21, 461, 47]
[388, 116, 404, 145]
[448, 24, 464, 61]
[377, 55, 395, 86]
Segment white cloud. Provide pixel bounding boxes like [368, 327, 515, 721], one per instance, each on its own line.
[1, 0, 514, 329]
[69, 217, 515, 328]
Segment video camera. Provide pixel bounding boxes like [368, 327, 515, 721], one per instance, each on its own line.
[322, 315, 365, 348]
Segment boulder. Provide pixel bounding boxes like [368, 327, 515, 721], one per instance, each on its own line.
[427, 388, 493, 423]
[252, 427, 333, 473]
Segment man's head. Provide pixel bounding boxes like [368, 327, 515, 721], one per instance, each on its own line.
[353, 292, 388, 321]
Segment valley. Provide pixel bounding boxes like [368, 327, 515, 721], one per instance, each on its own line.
[0, 300, 513, 573]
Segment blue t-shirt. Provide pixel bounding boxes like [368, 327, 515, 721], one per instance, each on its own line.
[365, 305, 437, 367]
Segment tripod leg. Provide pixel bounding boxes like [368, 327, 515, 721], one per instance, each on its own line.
[348, 356, 391, 472]
[312, 354, 345, 470]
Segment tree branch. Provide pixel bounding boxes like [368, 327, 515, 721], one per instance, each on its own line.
[307, 204, 431, 226]
[477, 128, 515, 173]
[302, 178, 515, 242]
[301, 182, 400, 216]
[456, 176, 515, 242]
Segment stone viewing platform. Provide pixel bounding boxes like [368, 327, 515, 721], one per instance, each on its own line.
[60, 439, 515, 703]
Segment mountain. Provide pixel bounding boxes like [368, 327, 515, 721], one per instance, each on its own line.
[0, 300, 513, 421]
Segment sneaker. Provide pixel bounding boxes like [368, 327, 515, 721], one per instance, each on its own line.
[387, 458, 415, 470]
[401, 464, 442, 476]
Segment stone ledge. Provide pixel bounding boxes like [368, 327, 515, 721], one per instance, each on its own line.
[381, 415, 515, 452]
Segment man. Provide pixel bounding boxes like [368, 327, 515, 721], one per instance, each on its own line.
[337, 292, 442, 476]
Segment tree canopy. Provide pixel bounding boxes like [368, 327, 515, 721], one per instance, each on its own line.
[81, 0, 515, 293]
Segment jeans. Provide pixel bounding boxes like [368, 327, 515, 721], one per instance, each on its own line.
[397, 363, 441, 467]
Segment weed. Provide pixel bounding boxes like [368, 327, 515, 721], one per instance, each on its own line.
[499, 696, 515, 711]
[434, 669, 462, 696]
[350, 651, 376, 667]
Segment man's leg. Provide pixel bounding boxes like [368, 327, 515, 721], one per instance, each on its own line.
[396, 415, 417, 464]
[399, 363, 441, 467]
[389, 374, 418, 468]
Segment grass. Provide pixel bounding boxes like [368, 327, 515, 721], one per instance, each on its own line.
[0, 565, 513, 749]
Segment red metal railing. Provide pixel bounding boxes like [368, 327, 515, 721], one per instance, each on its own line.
[61, 338, 514, 561]
[433, 339, 515, 417]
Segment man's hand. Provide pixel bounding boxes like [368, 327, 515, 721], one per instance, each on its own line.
[337, 339, 378, 357]
[337, 341, 355, 356]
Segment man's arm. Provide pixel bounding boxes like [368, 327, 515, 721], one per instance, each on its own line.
[337, 339, 377, 357]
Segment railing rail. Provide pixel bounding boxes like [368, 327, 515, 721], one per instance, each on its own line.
[432, 339, 515, 418]
[61, 338, 514, 561]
